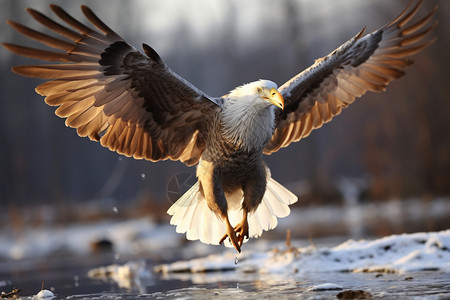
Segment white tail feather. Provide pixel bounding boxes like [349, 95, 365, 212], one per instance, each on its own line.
[167, 173, 298, 247]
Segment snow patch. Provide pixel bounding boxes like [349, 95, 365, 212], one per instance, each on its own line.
[35, 289, 55, 299]
[88, 260, 151, 290]
[155, 230, 450, 274]
[308, 283, 343, 291]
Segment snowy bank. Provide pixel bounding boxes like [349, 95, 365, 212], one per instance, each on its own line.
[0, 218, 180, 260]
[154, 230, 450, 274]
[88, 260, 152, 291]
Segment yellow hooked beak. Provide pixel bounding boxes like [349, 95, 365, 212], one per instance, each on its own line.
[264, 87, 284, 110]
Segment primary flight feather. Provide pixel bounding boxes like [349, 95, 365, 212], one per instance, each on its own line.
[3, 0, 436, 252]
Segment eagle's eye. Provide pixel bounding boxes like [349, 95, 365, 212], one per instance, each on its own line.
[256, 87, 262, 93]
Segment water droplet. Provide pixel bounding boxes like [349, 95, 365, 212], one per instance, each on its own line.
[234, 257, 239, 265]
[141, 173, 146, 180]
[114, 253, 120, 260]
[118, 157, 123, 161]
[113, 206, 119, 214]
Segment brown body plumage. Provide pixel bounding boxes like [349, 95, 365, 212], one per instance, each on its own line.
[3, 0, 437, 252]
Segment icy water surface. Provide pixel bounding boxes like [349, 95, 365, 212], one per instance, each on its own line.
[1, 225, 450, 299]
[1, 251, 450, 299]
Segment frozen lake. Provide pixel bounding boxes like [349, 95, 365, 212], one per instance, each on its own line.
[1, 230, 449, 299]
[1, 253, 449, 299]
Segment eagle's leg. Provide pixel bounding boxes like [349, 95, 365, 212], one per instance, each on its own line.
[220, 163, 267, 251]
[198, 162, 242, 252]
[233, 209, 249, 246]
[219, 209, 248, 251]
[235, 163, 267, 246]
[219, 214, 242, 252]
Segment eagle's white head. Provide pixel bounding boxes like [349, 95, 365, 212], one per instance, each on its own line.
[228, 79, 284, 110]
[221, 80, 284, 151]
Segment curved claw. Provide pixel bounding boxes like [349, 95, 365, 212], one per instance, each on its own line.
[220, 225, 241, 253]
[219, 212, 249, 253]
[234, 222, 249, 247]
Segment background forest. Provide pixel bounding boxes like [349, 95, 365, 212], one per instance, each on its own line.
[0, 0, 449, 235]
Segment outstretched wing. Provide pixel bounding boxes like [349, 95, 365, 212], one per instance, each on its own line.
[264, 0, 436, 155]
[3, 5, 221, 166]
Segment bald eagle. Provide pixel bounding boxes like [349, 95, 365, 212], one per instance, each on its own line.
[3, 0, 436, 252]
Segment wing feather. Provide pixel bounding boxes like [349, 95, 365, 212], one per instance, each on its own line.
[49, 4, 108, 42]
[264, 0, 436, 154]
[4, 4, 220, 166]
[55, 94, 97, 118]
[77, 110, 107, 140]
